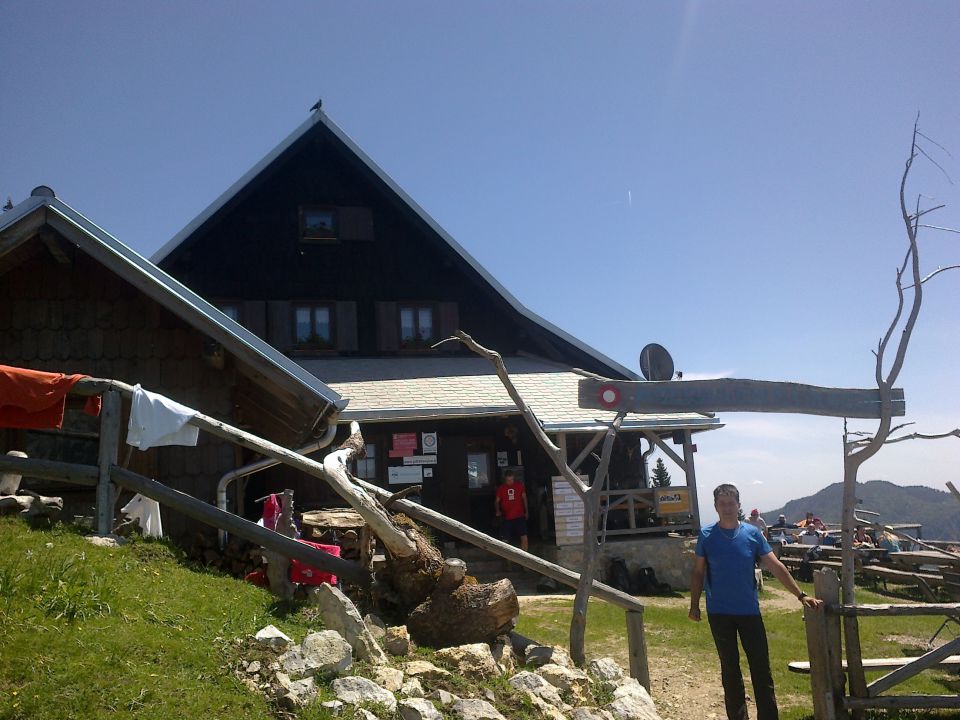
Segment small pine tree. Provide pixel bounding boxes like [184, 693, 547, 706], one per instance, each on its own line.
[652, 458, 672, 487]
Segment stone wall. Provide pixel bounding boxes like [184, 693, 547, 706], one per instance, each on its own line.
[539, 536, 698, 591]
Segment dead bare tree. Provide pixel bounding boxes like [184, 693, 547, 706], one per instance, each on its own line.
[437, 330, 625, 666]
[839, 119, 959, 705]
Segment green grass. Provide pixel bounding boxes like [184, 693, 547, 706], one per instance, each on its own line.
[0, 516, 323, 720]
[3, 515, 958, 720]
[516, 584, 960, 720]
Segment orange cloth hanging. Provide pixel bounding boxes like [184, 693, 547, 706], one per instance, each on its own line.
[0, 364, 102, 429]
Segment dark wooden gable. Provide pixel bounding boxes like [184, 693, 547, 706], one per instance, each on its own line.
[158, 119, 626, 376]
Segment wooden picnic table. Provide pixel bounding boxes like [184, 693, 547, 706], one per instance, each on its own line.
[779, 544, 887, 561]
[886, 550, 960, 571]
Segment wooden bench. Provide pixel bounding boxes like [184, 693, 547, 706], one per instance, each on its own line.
[789, 655, 960, 674]
[780, 557, 842, 571]
[861, 565, 944, 588]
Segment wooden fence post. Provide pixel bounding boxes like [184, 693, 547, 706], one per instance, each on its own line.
[805, 568, 845, 720]
[815, 569, 847, 719]
[626, 610, 651, 691]
[96, 390, 121, 535]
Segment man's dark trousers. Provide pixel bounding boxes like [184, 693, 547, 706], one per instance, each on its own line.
[708, 613, 778, 720]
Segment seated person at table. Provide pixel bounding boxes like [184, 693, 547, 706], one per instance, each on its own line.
[853, 526, 875, 547]
[800, 525, 822, 545]
[879, 532, 901, 553]
[796, 511, 816, 528]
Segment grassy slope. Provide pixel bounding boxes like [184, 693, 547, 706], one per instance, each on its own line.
[2, 516, 958, 720]
[0, 516, 322, 720]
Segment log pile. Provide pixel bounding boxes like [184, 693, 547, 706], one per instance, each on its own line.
[301, 508, 375, 569]
[187, 532, 264, 578]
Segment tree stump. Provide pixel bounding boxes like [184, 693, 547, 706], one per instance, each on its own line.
[406, 558, 520, 648]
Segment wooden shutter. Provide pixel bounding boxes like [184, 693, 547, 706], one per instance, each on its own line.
[242, 301, 267, 339]
[266, 301, 292, 353]
[375, 302, 398, 352]
[335, 301, 358, 353]
[437, 302, 459, 353]
[339, 206, 374, 241]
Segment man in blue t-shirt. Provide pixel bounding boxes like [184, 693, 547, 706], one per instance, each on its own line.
[689, 484, 822, 720]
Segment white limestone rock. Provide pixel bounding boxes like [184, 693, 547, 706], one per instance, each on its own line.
[385, 625, 413, 656]
[273, 672, 317, 708]
[313, 582, 388, 664]
[539, 662, 591, 703]
[451, 697, 507, 720]
[331, 675, 397, 712]
[399, 697, 444, 720]
[435, 643, 501, 679]
[607, 678, 662, 720]
[253, 624, 291, 650]
[401, 678, 425, 698]
[404, 659, 452, 682]
[510, 670, 570, 710]
[525, 644, 573, 668]
[370, 665, 404, 692]
[299, 629, 353, 678]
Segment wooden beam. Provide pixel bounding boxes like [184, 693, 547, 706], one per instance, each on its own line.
[109, 466, 370, 586]
[947, 481, 960, 506]
[570, 431, 604, 472]
[838, 603, 960, 617]
[579, 378, 906, 419]
[625, 610, 651, 691]
[844, 695, 960, 710]
[681, 430, 700, 530]
[790, 655, 960, 674]
[0, 455, 98, 486]
[866, 635, 960, 697]
[96, 390, 121, 535]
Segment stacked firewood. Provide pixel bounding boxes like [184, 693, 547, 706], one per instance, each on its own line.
[187, 532, 264, 578]
[301, 508, 375, 569]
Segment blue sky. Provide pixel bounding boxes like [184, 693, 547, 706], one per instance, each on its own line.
[2, 2, 958, 525]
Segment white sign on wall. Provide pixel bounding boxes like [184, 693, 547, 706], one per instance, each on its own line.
[388, 466, 423, 485]
[552, 475, 587, 546]
[402, 455, 437, 466]
[422, 432, 438, 454]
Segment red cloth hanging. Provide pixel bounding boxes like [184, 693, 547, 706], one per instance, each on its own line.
[0, 364, 102, 429]
[288, 541, 341, 586]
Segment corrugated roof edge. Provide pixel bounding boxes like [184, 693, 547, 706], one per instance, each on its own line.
[152, 110, 640, 381]
[1, 195, 345, 412]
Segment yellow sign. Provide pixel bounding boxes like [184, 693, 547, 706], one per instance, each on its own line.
[655, 487, 690, 515]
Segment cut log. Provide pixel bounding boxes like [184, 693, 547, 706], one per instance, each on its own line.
[0, 492, 63, 518]
[406, 559, 519, 648]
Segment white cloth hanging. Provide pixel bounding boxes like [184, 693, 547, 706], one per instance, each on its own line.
[126, 384, 199, 450]
[120, 493, 164, 538]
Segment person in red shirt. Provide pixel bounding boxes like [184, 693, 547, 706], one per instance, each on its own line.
[494, 470, 529, 552]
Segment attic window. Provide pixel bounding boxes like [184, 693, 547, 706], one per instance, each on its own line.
[300, 206, 337, 243]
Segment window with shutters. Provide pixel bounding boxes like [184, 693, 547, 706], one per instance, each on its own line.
[398, 304, 436, 349]
[293, 303, 335, 349]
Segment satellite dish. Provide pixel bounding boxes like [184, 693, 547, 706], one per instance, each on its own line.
[639, 343, 675, 381]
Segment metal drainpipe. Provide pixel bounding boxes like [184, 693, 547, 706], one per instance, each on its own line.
[641, 437, 656, 488]
[216, 421, 339, 549]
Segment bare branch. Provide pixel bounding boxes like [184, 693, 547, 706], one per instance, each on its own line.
[917, 224, 960, 234]
[909, 204, 946, 220]
[904, 264, 960, 288]
[916, 142, 954, 184]
[848, 427, 958, 448]
[436, 331, 590, 496]
[916, 130, 953, 158]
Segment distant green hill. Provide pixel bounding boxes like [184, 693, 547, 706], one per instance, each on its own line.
[764, 480, 960, 541]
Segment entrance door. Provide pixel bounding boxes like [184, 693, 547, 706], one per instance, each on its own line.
[466, 438, 495, 534]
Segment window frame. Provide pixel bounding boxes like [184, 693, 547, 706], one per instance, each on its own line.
[299, 205, 339, 244]
[397, 303, 438, 350]
[351, 442, 378, 482]
[292, 302, 336, 350]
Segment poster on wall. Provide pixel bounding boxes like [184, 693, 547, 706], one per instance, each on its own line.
[421, 432, 438, 454]
[496, 451, 508, 467]
[388, 466, 423, 485]
[402, 455, 436, 466]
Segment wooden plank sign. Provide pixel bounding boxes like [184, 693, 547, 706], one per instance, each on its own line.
[578, 378, 905, 419]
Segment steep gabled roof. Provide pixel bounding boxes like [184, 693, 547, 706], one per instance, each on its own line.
[0, 195, 345, 428]
[152, 110, 639, 381]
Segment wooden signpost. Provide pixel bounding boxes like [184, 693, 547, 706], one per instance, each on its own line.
[579, 378, 905, 419]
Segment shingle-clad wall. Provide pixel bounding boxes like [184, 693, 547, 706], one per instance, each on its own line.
[0, 241, 237, 540]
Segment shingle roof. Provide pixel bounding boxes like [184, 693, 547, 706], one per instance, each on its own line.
[299, 357, 721, 433]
